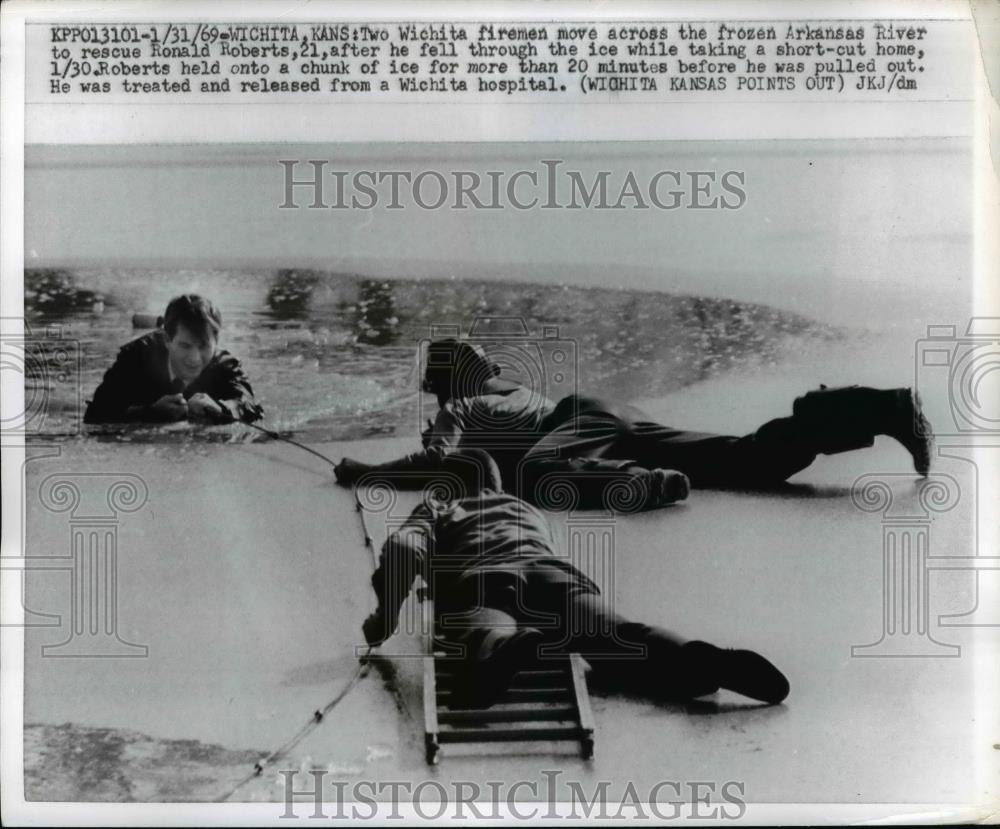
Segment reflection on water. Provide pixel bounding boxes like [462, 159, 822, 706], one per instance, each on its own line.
[343, 280, 401, 346]
[24, 267, 844, 440]
[25, 269, 105, 315]
[264, 269, 320, 320]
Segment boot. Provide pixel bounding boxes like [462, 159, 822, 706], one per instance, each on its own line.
[448, 627, 544, 710]
[615, 466, 690, 510]
[680, 641, 790, 705]
[792, 385, 933, 476]
[645, 468, 691, 508]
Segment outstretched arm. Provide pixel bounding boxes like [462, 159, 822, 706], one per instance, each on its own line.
[362, 502, 435, 645]
[336, 403, 463, 486]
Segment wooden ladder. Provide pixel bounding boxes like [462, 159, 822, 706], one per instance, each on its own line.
[421, 601, 595, 764]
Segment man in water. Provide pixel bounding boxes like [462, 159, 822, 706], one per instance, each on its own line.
[361, 450, 790, 709]
[335, 337, 932, 508]
[84, 294, 263, 425]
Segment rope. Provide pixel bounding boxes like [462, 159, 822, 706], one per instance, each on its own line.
[240, 420, 340, 470]
[213, 468, 381, 801]
[355, 487, 379, 569]
[213, 658, 370, 802]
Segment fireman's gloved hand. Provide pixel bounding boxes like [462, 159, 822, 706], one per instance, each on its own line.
[362, 610, 392, 646]
[334, 457, 373, 486]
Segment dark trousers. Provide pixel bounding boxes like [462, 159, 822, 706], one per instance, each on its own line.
[434, 566, 716, 699]
[517, 396, 821, 504]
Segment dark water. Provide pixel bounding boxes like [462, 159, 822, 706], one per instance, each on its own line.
[23, 267, 843, 440]
[24, 722, 263, 802]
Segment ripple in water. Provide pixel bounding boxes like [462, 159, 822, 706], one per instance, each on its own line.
[23, 267, 844, 441]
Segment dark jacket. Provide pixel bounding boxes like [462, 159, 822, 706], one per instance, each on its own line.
[374, 377, 556, 488]
[371, 490, 598, 635]
[84, 330, 263, 424]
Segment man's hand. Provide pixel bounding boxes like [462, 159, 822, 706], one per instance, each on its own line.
[188, 392, 224, 423]
[149, 393, 188, 422]
[334, 457, 373, 486]
[362, 611, 391, 646]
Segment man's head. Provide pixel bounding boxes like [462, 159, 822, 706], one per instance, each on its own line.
[422, 338, 499, 406]
[163, 294, 222, 384]
[435, 449, 504, 500]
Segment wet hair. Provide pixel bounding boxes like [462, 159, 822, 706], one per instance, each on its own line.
[423, 338, 499, 394]
[163, 295, 222, 344]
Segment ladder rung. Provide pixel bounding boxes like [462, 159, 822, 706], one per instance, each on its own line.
[435, 670, 569, 689]
[437, 687, 572, 703]
[422, 596, 594, 762]
[435, 666, 566, 678]
[569, 653, 596, 735]
[438, 725, 584, 744]
[509, 671, 572, 688]
[438, 705, 578, 725]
